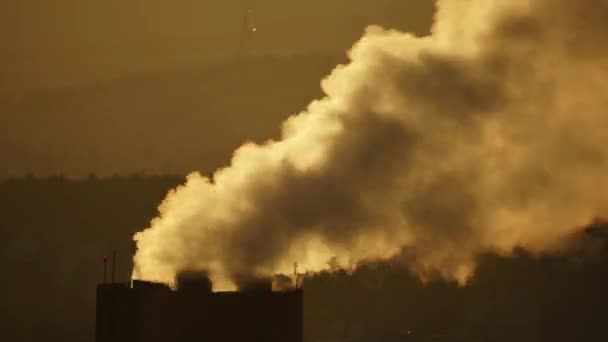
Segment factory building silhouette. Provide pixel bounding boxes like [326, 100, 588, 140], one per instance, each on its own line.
[96, 271, 302, 342]
[96, 224, 608, 342]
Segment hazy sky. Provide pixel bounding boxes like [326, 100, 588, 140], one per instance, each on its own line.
[1, 0, 435, 94]
[0, 0, 435, 179]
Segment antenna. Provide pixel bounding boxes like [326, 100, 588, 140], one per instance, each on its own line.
[129, 240, 136, 287]
[103, 255, 108, 283]
[111, 250, 116, 284]
[294, 262, 298, 289]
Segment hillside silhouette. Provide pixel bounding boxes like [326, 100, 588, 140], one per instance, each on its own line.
[0, 54, 343, 178]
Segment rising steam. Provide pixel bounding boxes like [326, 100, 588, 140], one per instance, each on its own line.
[133, 0, 608, 290]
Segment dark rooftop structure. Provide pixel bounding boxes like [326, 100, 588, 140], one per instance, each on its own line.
[96, 275, 302, 342]
[96, 225, 608, 342]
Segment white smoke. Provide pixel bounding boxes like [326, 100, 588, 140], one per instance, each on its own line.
[133, 0, 608, 290]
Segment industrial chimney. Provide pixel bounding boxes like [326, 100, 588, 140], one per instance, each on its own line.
[236, 275, 273, 292]
[175, 270, 213, 293]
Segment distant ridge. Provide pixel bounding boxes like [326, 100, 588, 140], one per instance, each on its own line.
[0, 54, 345, 179]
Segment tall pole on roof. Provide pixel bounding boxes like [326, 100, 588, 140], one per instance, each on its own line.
[103, 255, 108, 283]
[294, 262, 298, 289]
[111, 250, 116, 284]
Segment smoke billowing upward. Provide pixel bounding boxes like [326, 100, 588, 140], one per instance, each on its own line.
[133, 0, 608, 290]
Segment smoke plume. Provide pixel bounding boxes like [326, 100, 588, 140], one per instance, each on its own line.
[133, 0, 608, 290]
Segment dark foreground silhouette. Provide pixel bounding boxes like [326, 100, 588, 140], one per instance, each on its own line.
[98, 224, 608, 342]
[3, 176, 608, 341]
[303, 224, 608, 341]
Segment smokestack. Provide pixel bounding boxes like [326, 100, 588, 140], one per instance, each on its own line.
[175, 270, 213, 293]
[273, 274, 295, 291]
[133, 0, 608, 289]
[236, 275, 273, 292]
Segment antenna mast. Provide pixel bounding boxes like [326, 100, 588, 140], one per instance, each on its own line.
[111, 250, 116, 284]
[103, 255, 108, 283]
[294, 262, 298, 289]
